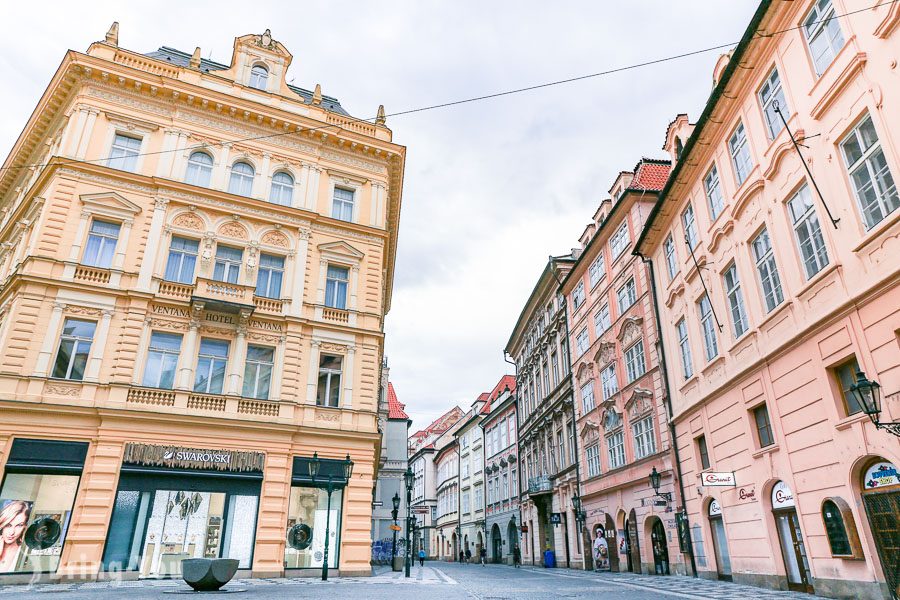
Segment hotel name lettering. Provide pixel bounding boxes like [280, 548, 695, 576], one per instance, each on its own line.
[150, 305, 283, 331]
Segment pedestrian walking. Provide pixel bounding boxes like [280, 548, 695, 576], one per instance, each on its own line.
[418, 549, 425, 567]
[464, 547, 472, 563]
[513, 546, 521, 568]
[459, 549, 465, 563]
[479, 547, 486, 566]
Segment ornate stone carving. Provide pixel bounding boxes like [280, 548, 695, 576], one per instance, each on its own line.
[172, 212, 204, 231]
[617, 317, 643, 344]
[65, 306, 103, 317]
[595, 341, 616, 365]
[200, 326, 233, 336]
[625, 389, 653, 420]
[321, 343, 347, 353]
[218, 221, 248, 240]
[45, 383, 81, 397]
[316, 411, 340, 422]
[147, 318, 190, 331]
[261, 230, 290, 248]
[601, 408, 622, 432]
[248, 332, 281, 344]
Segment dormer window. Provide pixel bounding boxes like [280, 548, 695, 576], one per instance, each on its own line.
[249, 64, 269, 90]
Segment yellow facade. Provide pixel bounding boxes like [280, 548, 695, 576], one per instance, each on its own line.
[0, 25, 404, 581]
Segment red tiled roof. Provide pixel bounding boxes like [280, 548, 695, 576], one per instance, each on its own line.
[387, 382, 408, 420]
[481, 375, 517, 414]
[630, 160, 671, 192]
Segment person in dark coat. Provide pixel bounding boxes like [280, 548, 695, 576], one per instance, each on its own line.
[513, 546, 521, 568]
[464, 547, 472, 563]
[459, 549, 466, 563]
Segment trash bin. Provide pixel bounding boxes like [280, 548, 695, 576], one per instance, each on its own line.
[392, 556, 404, 571]
[543, 549, 556, 568]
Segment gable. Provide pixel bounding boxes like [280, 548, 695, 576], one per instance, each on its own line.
[79, 192, 142, 218]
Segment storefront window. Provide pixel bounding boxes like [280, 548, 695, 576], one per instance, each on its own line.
[0, 473, 80, 573]
[284, 486, 343, 569]
[821, 500, 852, 556]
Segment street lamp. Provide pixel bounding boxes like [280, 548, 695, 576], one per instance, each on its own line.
[403, 466, 414, 577]
[850, 371, 900, 437]
[391, 492, 401, 570]
[649, 467, 673, 502]
[308, 453, 353, 582]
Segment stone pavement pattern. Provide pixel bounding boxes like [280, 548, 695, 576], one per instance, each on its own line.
[0, 563, 833, 599]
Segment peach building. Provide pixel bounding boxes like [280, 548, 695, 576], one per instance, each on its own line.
[0, 24, 405, 582]
[635, 1, 900, 598]
[561, 159, 689, 576]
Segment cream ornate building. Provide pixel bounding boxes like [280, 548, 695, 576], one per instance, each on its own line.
[0, 24, 404, 581]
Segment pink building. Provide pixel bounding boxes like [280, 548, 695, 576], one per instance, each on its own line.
[635, 1, 900, 598]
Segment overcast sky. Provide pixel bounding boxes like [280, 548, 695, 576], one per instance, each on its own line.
[0, 1, 759, 430]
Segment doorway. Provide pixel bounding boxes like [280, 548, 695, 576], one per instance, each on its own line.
[491, 524, 502, 563]
[626, 509, 641, 573]
[860, 460, 900, 599]
[650, 517, 670, 575]
[605, 514, 619, 571]
[708, 499, 732, 581]
[771, 481, 813, 593]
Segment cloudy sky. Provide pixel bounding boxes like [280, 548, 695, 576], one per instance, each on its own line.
[0, 1, 759, 430]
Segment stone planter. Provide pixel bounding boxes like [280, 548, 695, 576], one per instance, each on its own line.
[181, 558, 239, 591]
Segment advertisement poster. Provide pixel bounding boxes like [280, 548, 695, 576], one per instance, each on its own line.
[311, 508, 340, 568]
[0, 499, 33, 573]
[592, 530, 610, 571]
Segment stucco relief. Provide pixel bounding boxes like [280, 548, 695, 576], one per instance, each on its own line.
[218, 221, 249, 240]
[617, 317, 643, 344]
[172, 212, 205, 231]
[261, 230, 290, 248]
[575, 361, 593, 382]
[595, 341, 616, 365]
[85, 85, 172, 116]
[45, 383, 81, 397]
[65, 306, 103, 317]
[601, 407, 622, 432]
[248, 332, 281, 344]
[176, 109, 319, 155]
[316, 411, 340, 422]
[624, 389, 653, 420]
[147, 318, 190, 331]
[321, 342, 348, 353]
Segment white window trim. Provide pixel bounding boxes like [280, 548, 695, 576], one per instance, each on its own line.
[327, 170, 369, 224]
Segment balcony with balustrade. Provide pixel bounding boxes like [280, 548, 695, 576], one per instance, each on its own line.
[154, 277, 290, 317]
[527, 475, 552, 496]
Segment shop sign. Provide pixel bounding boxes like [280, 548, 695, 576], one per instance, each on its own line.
[708, 499, 722, 516]
[123, 443, 264, 473]
[700, 471, 736, 487]
[771, 481, 795, 509]
[549, 512, 562, 525]
[737, 487, 756, 502]
[863, 461, 899, 490]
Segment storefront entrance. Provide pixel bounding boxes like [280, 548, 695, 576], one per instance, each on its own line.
[650, 517, 669, 575]
[625, 509, 640, 574]
[860, 460, 900, 599]
[605, 514, 619, 571]
[708, 499, 732, 581]
[491, 524, 502, 563]
[771, 481, 812, 593]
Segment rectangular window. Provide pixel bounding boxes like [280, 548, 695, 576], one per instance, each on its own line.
[557, 430, 566, 467]
[52, 318, 96, 380]
[834, 358, 864, 416]
[589, 252, 606, 287]
[462, 461, 469, 479]
[213, 246, 243, 284]
[607, 430, 625, 470]
[594, 304, 611, 334]
[804, 0, 845, 76]
[242, 345, 274, 399]
[600, 363, 618, 400]
[704, 165, 725, 221]
[759, 68, 788, 139]
[542, 361, 550, 395]
[664, 234, 678, 280]
[316, 354, 343, 407]
[82, 220, 120, 268]
[676, 318, 693, 379]
[462, 492, 470, 514]
[142, 332, 182, 389]
[332, 187, 355, 222]
[580, 381, 595, 414]
[500, 420, 508, 449]
[586, 444, 601, 477]
[550, 351, 559, 387]
[753, 404, 775, 447]
[682, 204, 699, 250]
[575, 328, 589, 356]
[698, 294, 719, 362]
[325, 265, 349, 309]
[788, 185, 830, 279]
[729, 122, 753, 185]
[752, 228, 784, 312]
[723, 263, 749, 338]
[840, 114, 898, 230]
[617, 278, 637, 314]
[572, 281, 585, 310]
[632, 416, 656, 459]
[164, 236, 199, 284]
[108, 133, 141, 172]
[193, 338, 229, 394]
[697, 435, 711, 470]
[610, 222, 630, 258]
[624, 340, 646, 383]
[255, 253, 285, 298]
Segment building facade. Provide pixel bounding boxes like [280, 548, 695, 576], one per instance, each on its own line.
[507, 253, 583, 569]
[456, 398, 487, 560]
[481, 375, 519, 564]
[433, 430, 460, 561]
[635, 2, 900, 598]
[561, 159, 688, 576]
[0, 25, 404, 581]
[371, 380, 410, 564]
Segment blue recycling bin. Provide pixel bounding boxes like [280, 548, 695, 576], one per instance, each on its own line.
[543, 549, 556, 568]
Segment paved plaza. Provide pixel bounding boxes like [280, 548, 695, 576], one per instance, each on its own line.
[1, 563, 833, 599]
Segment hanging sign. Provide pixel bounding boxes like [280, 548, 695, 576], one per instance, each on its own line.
[122, 443, 265, 473]
[771, 481, 795, 509]
[708, 499, 722, 517]
[863, 462, 900, 489]
[549, 513, 562, 525]
[700, 472, 736, 487]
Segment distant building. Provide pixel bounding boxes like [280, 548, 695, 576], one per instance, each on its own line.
[480, 375, 519, 564]
[456, 394, 488, 558]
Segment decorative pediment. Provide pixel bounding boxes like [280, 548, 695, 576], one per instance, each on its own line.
[594, 341, 616, 366]
[763, 130, 804, 181]
[707, 219, 735, 255]
[579, 420, 600, 441]
[624, 388, 654, 420]
[732, 177, 765, 221]
[575, 361, 594, 382]
[616, 317, 644, 344]
[601, 407, 622, 432]
[217, 220, 249, 240]
[79, 192, 142, 219]
[318, 240, 364, 261]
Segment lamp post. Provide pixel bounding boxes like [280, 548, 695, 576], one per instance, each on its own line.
[391, 492, 401, 571]
[649, 467, 673, 502]
[850, 371, 900, 437]
[308, 452, 353, 581]
[403, 466, 414, 577]
[571, 494, 587, 569]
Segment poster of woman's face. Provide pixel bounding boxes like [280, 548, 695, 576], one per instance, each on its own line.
[0, 500, 33, 572]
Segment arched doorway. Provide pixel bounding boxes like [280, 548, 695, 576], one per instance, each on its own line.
[648, 517, 670, 575]
[451, 532, 457, 561]
[625, 508, 641, 573]
[591, 524, 610, 571]
[708, 499, 732, 581]
[860, 459, 900, 597]
[771, 481, 813, 593]
[491, 524, 502, 563]
[477, 531, 484, 557]
[507, 520, 518, 563]
[605, 514, 619, 571]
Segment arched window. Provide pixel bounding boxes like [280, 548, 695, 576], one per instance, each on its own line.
[249, 64, 268, 90]
[821, 500, 852, 556]
[270, 171, 294, 205]
[228, 161, 255, 196]
[185, 151, 213, 187]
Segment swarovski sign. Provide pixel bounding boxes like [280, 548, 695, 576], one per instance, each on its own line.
[700, 471, 736, 487]
[162, 449, 231, 464]
[123, 443, 265, 473]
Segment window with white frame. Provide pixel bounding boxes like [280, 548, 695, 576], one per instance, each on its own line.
[500, 420, 508, 449]
[164, 236, 199, 284]
[242, 345, 275, 400]
[676, 318, 693, 379]
[788, 185, 830, 279]
[594, 304, 611, 334]
[462, 461, 469, 479]
[462, 491, 470, 514]
[82, 220, 120, 268]
[107, 133, 141, 172]
[698, 294, 719, 362]
[332, 187, 355, 222]
[580, 381, 595, 414]
[752, 227, 784, 312]
[682, 204, 698, 250]
[759, 68, 788, 139]
[255, 253, 285, 299]
[52, 319, 96, 381]
[632, 416, 656, 459]
[575, 328, 589, 356]
[270, 172, 294, 205]
[617, 278, 637, 315]
[194, 338, 229, 394]
[840, 114, 898, 230]
[804, 0, 845, 76]
[586, 444, 601, 477]
[213, 246, 242, 284]
[475, 486, 483, 510]
[723, 263, 749, 338]
[550, 351, 559, 387]
[325, 265, 349, 309]
[601, 363, 618, 400]
[606, 430, 625, 470]
[572, 281, 585, 310]
[316, 354, 342, 407]
[624, 340, 646, 383]
[729, 122, 753, 185]
[664, 234, 678, 281]
[610, 221, 630, 258]
[228, 162, 255, 196]
[142, 331, 181, 389]
[704, 164, 725, 221]
[589, 252, 606, 287]
[185, 151, 213, 187]
[249, 64, 269, 90]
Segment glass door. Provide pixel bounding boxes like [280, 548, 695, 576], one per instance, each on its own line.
[140, 490, 224, 578]
[710, 516, 732, 580]
[774, 509, 812, 592]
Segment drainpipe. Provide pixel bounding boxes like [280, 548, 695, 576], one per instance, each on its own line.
[635, 249, 698, 578]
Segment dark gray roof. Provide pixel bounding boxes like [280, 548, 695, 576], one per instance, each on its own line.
[144, 46, 350, 116]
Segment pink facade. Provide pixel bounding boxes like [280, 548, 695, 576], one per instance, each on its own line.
[636, 1, 900, 598]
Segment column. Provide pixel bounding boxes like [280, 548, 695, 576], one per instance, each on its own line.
[56, 111, 79, 158]
[177, 320, 200, 390]
[112, 218, 133, 270]
[74, 108, 99, 160]
[316, 259, 327, 304]
[269, 336, 286, 401]
[227, 326, 248, 395]
[84, 310, 114, 382]
[306, 340, 320, 404]
[349, 266, 359, 311]
[67, 211, 91, 262]
[342, 345, 355, 409]
[288, 228, 310, 317]
[169, 131, 190, 181]
[33, 302, 66, 376]
[211, 143, 232, 190]
[304, 166, 321, 211]
[131, 320, 153, 385]
[254, 153, 271, 200]
[60, 106, 88, 158]
[294, 164, 311, 210]
[137, 198, 169, 292]
[155, 130, 179, 178]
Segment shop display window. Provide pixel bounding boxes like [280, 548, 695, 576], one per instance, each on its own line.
[284, 486, 343, 569]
